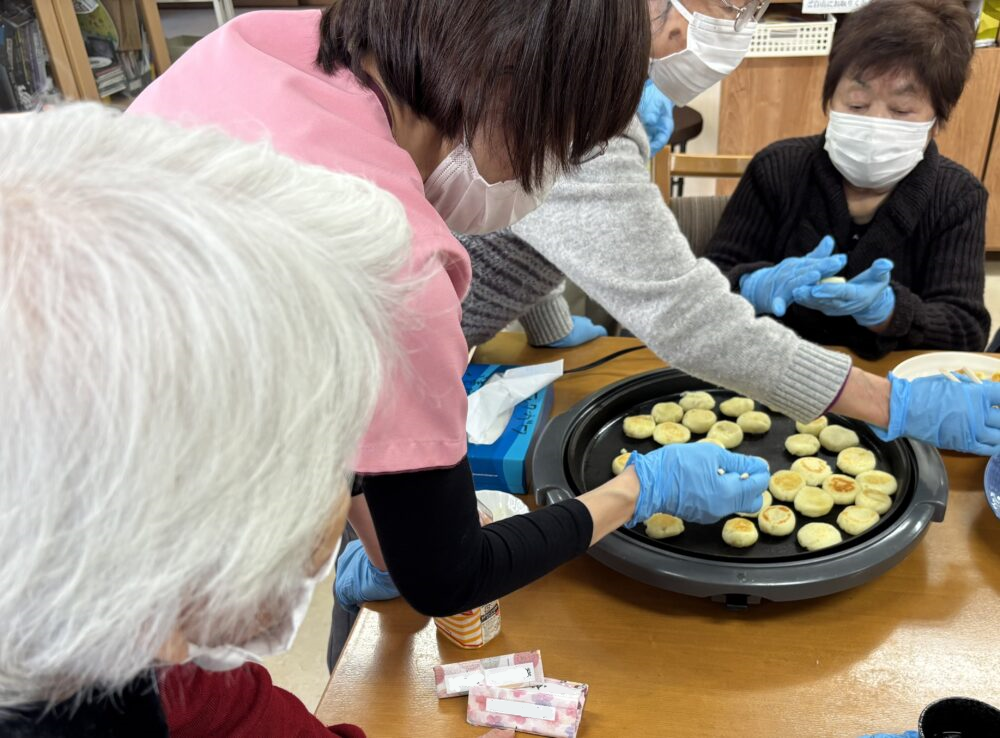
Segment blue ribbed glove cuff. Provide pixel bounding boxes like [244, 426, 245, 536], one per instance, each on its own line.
[855, 286, 896, 327]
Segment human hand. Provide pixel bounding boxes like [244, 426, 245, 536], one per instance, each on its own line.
[547, 316, 608, 348]
[792, 258, 895, 327]
[626, 443, 770, 526]
[872, 373, 1000, 455]
[739, 236, 846, 317]
[334, 539, 399, 613]
[638, 78, 675, 157]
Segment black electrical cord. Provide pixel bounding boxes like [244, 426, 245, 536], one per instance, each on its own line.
[563, 345, 648, 374]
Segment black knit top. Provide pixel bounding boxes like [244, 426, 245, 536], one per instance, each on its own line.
[704, 135, 990, 359]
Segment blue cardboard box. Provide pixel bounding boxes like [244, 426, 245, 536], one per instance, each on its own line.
[463, 363, 554, 494]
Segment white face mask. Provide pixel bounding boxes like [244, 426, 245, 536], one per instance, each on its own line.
[424, 142, 554, 236]
[648, 0, 756, 106]
[186, 538, 340, 672]
[824, 110, 935, 191]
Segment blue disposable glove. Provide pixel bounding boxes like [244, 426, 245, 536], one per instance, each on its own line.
[738, 236, 847, 317]
[334, 539, 399, 613]
[860, 732, 917, 738]
[547, 316, 608, 348]
[792, 258, 896, 327]
[626, 443, 770, 527]
[638, 78, 675, 157]
[872, 373, 1000, 455]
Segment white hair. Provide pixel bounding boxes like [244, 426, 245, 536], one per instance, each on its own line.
[0, 104, 409, 707]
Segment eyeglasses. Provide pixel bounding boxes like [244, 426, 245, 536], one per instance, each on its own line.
[719, 0, 771, 32]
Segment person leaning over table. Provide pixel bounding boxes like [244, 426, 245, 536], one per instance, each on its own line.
[0, 105, 410, 736]
[125, 0, 1000, 644]
[704, 0, 989, 360]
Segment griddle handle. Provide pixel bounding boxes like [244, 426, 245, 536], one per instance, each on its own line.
[536, 485, 575, 507]
[909, 441, 950, 524]
[530, 410, 577, 506]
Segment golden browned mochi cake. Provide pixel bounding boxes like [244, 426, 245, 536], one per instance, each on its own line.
[623, 414, 656, 439]
[837, 505, 879, 535]
[854, 487, 892, 515]
[611, 449, 631, 476]
[790, 456, 833, 486]
[707, 421, 744, 449]
[759, 505, 796, 536]
[785, 433, 821, 457]
[653, 421, 691, 446]
[793, 486, 835, 518]
[738, 491, 773, 519]
[823, 474, 859, 505]
[797, 522, 843, 551]
[819, 424, 860, 453]
[697, 438, 726, 447]
[795, 415, 829, 436]
[644, 513, 685, 539]
[856, 470, 898, 496]
[682, 408, 717, 434]
[679, 390, 715, 411]
[836, 446, 877, 476]
[651, 401, 684, 424]
[737, 410, 772, 434]
[719, 396, 754, 418]
[722, 518, 759, 548]
[769, 470, 805, 502]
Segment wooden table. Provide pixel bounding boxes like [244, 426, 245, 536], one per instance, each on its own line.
[317, 335, 1000, 736]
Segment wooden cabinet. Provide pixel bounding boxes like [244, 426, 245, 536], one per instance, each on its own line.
[718, 47, 1000, 250]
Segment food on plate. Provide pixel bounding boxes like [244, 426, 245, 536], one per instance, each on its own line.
[623, 414, 656, 439]
[823, 474, 859, 505]
[794, 486, 835, 518]
[644, 513, 685, 539]
[611, 450, 631, 476]
[682, 409, 717, 434]
[737, 410, 772, 434]
[837, 505, 879, 535]
[797, 522, 843, 551]
[819, 424, 860, 453]
[738, 491, 773, 519]
[856, 470, 898, 496]
[697, 438, 726, 447]
[707, 421, 744, 449]
[855, 487, 892, 515]
[719, 397, 754, 418]
[652, 401, 684, 424]
[769, 470, 805, 502]
[795, 415, 829, 436]
[790, 456, 833, 486]
[722, 518, 759, 548]
[653, 422, 691, 446]
[679, 391, 715, 411]
[759, 505, 796, 536]
[837, 447, 877, 476]
[785, 433, 821, 457]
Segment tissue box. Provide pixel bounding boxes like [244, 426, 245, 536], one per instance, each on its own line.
[463, 364, 554, 494]
[433, 650, 544, 699]
[467, 678, 589, 738]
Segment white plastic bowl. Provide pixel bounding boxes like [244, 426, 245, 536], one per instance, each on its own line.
[892, 352, 1000, 382]
[475, 489, 530, 521]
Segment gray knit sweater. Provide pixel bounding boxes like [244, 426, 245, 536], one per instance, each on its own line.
[459, 117, 853, 422]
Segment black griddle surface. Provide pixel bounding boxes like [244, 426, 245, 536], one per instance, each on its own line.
[571, 387, 913, 564]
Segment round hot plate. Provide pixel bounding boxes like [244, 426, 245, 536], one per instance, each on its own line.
[530, 369, 948, 608]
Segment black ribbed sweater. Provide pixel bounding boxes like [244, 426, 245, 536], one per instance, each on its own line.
[704, 135, 990, 360]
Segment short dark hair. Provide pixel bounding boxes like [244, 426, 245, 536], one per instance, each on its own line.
[317, 0, 650, 190]
[822, 0, 975, 123]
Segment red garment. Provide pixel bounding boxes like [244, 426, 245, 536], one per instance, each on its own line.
[159, 663, 364, 738]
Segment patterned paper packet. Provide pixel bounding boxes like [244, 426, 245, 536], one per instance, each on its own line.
[433, 650, 544, 699]
[466, 678, 589, 738]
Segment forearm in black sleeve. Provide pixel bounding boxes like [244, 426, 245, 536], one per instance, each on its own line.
[360, 457, 593, 617]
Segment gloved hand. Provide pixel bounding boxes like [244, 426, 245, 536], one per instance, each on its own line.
[873, 373, 1000, 455]
[547, 316, 608, 348]
[860, 732, 917, 738]
[334, 539, 399, 613]
[792, 258, 895, 327]
[638, 78, 675, 157]
[626, 443, 770, 527]
[738, 236, 846, 317]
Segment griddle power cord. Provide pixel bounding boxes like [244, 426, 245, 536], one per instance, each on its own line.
[563, 345, 648, 375]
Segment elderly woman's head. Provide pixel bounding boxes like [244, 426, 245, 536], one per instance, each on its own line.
[822, 0, 976, 191]
[0, 105, 408, 707]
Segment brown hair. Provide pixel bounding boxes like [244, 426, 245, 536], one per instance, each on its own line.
[317, 0, 650, 191]
[822, 0, 975, 123]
